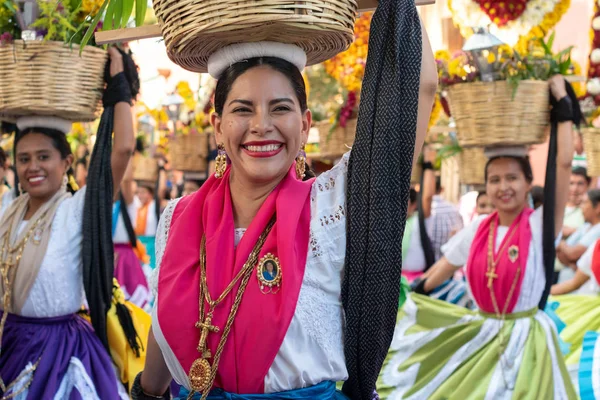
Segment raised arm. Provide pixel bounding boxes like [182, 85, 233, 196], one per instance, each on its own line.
[108, 48, 136, 197]
[550, 75, 574, 236]
[413, 17, 438, 166]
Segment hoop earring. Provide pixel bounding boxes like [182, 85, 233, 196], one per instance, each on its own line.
[296, 142, 306, 180]
[215, 143, 227, 179]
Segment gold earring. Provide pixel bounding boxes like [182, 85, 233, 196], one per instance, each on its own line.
[296, 143, 306, 180]
[215, 143, 227, 179]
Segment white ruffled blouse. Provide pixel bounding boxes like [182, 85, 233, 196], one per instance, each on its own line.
[150, 154, 350, 393]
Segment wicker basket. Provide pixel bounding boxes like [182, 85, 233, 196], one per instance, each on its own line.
[458, 147, 487, 185]
[152, 0, 357, 73]
[133, 154, 159, 183]
[318, 122, 349, 157]
[581, 127, 600, 177]
[446, 80, 549, 148]
[170, 133, 209, 172]
[0, 41, 107, 122]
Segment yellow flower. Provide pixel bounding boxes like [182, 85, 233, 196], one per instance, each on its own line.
[435, 50, 451, 62]
[487, 52, 496, 64]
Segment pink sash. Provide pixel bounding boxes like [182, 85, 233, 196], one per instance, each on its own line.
[466, 209, 533, 314]
[591, 240, 600, 286]
[157, 164, 313, 393]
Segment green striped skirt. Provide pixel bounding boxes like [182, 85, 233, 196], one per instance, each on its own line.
[377, 294, 576, 400]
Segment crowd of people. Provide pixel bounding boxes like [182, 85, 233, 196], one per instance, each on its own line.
[0, 0, 599, 399]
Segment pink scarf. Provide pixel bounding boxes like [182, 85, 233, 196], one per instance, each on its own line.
[466, 208, 533, 314]
[591, 240, 600, 286]
[157, 164, 313, 393]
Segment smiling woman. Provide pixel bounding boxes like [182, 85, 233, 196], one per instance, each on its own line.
[135, 0, 436, 398]
[0, 47, 137, 399]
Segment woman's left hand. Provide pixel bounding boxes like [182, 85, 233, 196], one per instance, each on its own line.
[107, 47, 125, 78]
[549, 75, 568, 101]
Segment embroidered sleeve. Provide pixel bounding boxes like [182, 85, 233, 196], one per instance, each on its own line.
[150, 197, 182, 297]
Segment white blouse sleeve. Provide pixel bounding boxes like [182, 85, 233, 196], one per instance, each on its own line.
[443, 215, 485, 267]
[149, 197, 182, 297]
[577, 242, 596, 277]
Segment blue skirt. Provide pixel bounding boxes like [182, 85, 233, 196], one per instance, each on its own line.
[179, 381, 349, 400]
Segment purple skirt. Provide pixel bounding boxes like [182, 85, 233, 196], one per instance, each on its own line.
[114, 243, 150, 308]
[0, 312, 124, 399]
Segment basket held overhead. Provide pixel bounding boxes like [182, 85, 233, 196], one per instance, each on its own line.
[0, 41, 107, 122]
[152, 0, 358, 73]
[446, 80, 550, 148]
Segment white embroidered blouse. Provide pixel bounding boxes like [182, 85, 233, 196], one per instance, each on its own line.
[0, 188, 87, 317]
[150, 154, 350, 393]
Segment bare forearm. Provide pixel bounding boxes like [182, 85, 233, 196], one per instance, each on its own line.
[111, 102, 135, 194]
[140, 329, 173, 395]
[413, 17, 437, 166]
[423, 257, 457, 292]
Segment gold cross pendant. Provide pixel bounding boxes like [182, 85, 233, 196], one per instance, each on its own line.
[189, 313, 220, 393]
[486, 268, 498, 289]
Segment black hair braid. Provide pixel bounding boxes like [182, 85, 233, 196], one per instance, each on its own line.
[82, 106, 115, 350]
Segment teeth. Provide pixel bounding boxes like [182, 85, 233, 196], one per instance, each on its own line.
[246, 144, 281, 152]
[28, 177, 45, 182]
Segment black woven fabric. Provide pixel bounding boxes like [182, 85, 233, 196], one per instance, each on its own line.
[341, 0, 422, 398]
[539, 82, 582, 310]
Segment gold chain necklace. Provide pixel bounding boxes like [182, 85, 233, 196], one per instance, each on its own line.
[486, 218, 523, 389]
[0, 211, 49, 398]
[188, 217, 275, 400]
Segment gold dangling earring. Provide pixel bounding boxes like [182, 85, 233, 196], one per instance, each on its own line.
[61, 175, 68, 191]
[215, 143, 227, 179]
[295, 142, 306, 180]
[18, 183, 23, 194]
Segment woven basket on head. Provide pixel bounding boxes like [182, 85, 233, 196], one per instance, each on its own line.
[152, 0, 357, 73]
[458, 147, 487, 185]
[446, 80, 549, 148]
[170, 133, 209, 172]
[0, 41, 106, 122]
[133, 154, 159, 183]
[581, 127, 600, 177]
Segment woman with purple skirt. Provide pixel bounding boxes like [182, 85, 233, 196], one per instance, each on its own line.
[0, 47, 136, 399]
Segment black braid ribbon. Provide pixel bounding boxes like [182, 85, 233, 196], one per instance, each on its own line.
[342, 0, 422, 398]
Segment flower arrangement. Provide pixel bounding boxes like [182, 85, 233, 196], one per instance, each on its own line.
[585, 0, 600, 105]
[448, 0, 570, 53]
[324, 12, 372, 93]
[435, 34, 574, 91]
[0, 0, 146, 48]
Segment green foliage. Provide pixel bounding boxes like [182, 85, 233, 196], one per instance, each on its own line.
[32, 1, 78, 42]
[0, 1, 20, 38]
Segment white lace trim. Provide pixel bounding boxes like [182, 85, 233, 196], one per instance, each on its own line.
[150, 197, 182, 297]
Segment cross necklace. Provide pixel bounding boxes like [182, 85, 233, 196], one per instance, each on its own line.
[188, 217, 275, 400]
